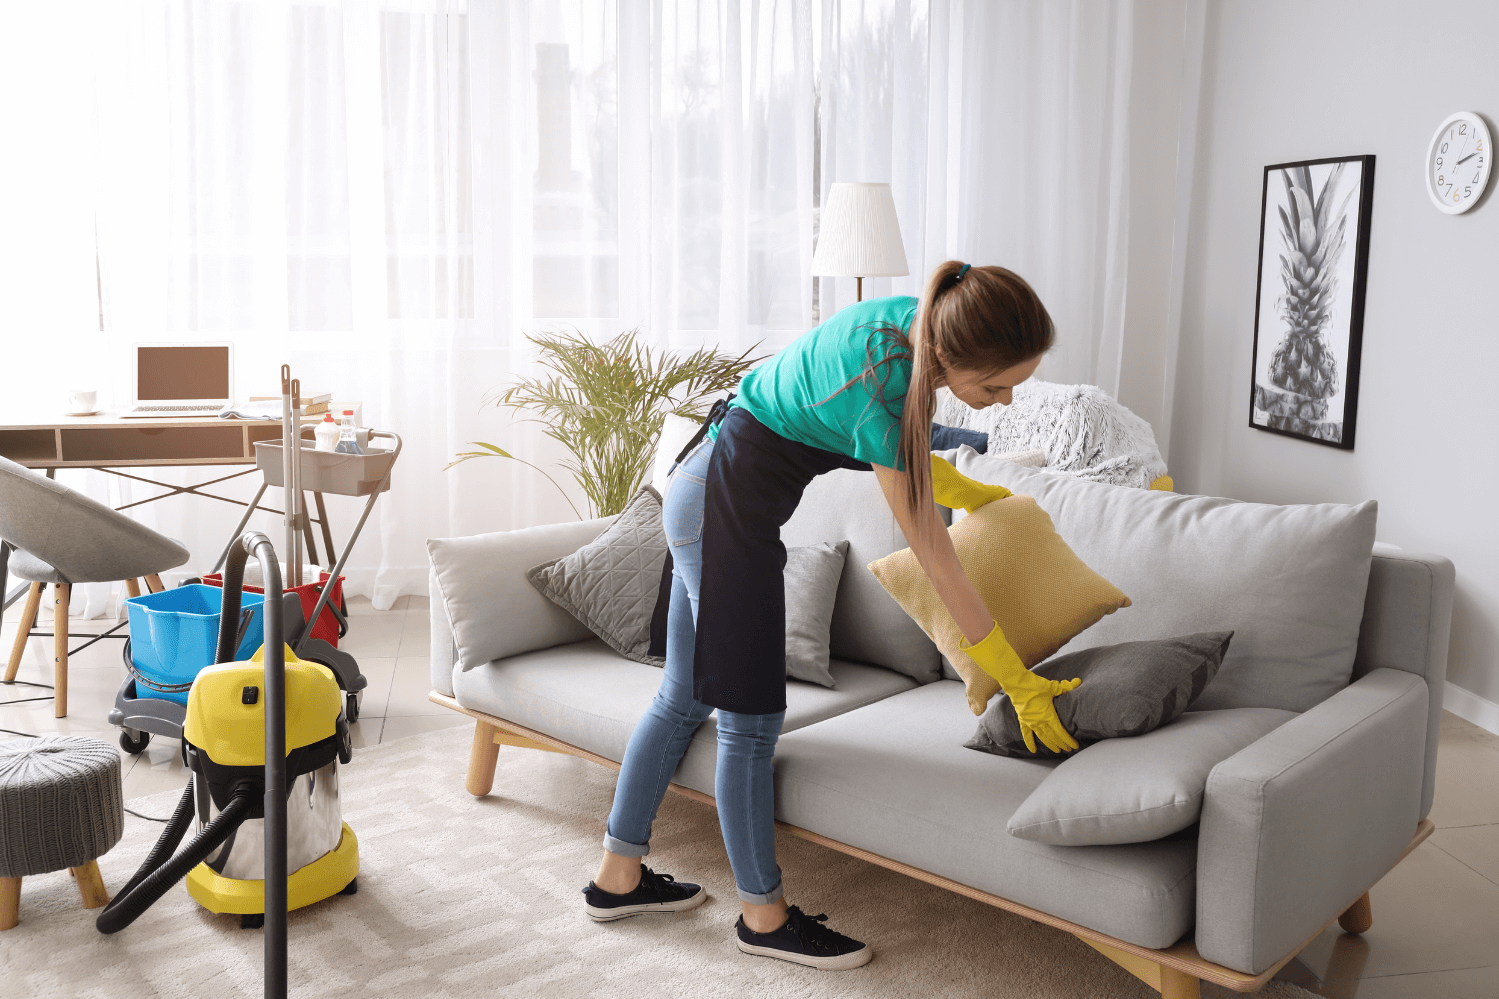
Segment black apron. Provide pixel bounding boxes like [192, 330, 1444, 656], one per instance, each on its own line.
[686, 404, 987, 715]
[691, 406, 867, 714]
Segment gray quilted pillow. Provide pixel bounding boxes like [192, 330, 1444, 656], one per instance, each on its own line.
[527, 487, 670, 665]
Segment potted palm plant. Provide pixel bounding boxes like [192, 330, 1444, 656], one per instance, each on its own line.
[449, 328, 762, 518]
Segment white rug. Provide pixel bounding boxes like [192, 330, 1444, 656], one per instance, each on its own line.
[0, 727, 1320, 998]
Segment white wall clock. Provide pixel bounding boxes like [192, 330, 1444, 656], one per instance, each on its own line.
[1426, 111, 1490, 214]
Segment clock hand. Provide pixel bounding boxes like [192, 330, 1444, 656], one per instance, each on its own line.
[1457, 152, 1478, 166]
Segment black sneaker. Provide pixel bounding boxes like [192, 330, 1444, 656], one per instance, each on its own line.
[582, 865, 706, 922]
[735, 905, 872, 970]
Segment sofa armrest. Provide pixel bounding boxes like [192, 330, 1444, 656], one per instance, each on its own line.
[430, 564, 457, 696]
[427, 516, 614, 675]
[1195, 668, 1428, 974]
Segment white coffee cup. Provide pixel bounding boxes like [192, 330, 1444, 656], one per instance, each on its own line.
[68, 389, 98, 414]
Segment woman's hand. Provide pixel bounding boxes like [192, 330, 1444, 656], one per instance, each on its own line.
[929, 454, 1012, 514]
[872, 463, 1080, 754]
[960, 622, 1080, 754]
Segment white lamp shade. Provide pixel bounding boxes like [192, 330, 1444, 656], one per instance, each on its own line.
[810, 182, 909, 278]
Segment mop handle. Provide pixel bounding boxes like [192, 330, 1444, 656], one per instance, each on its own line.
[290, 379, 303, 589]
[217, 533, 289, 999]
[281, 366, 295, 595]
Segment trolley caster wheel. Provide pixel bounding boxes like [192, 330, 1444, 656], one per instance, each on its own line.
[119, 729, 151, 754]
[241, 913, 265, 930]
[345, 691, 360, 724]
[338, 878, 358, 896]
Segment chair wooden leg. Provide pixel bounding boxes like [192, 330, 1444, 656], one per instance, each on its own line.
[466, 720, 501, 797]
[125, 578, 141, 598]
[71, 861, 109, 909]
[0, 876, 19, 930]
[1338, 891, 1373, 934]
[4, 582, 42, 683]
[53, 582, 69, 718]
[144, 574, 164, 593]
[1159, 966, 1201, 999]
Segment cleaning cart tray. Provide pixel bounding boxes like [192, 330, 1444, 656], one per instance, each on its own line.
[254, 440, 394, 496]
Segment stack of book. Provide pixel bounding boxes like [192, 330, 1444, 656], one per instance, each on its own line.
[248, 391, 333, 417]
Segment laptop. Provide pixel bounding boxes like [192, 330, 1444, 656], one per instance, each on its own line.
[122, 342, 235, 418]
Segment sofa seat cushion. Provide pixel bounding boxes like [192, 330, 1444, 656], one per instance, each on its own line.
[451, 639, 919, 766]
[771, 679, 1198, 949]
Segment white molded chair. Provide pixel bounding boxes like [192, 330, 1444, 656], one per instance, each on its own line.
[0, 456, 189, 717]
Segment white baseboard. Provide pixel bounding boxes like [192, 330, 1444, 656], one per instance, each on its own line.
[1445, 682, 1499, 737]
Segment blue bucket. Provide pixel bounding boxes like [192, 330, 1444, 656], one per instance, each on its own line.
[125, 584, 266, 704]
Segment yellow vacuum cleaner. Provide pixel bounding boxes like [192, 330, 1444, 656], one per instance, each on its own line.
[182, 641, 359, 924]
[99, 533, 358, 994]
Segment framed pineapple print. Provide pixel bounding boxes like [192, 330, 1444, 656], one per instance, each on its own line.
[1250, 155, 1375, 448]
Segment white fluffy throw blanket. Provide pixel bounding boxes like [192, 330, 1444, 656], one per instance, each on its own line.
[934, 380, 1168, 490]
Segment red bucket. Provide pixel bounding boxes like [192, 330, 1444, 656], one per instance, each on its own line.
[202, 570, 345, 648]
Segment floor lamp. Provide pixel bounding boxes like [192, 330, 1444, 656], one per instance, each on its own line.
[811, 182, 909, 301]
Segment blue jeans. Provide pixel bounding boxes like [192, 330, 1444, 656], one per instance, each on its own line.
[602, 437, 786, 904]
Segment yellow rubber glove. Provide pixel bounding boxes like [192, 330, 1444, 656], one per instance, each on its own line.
[930, 454, 1012, 514]
[959, 622, 1082, 754]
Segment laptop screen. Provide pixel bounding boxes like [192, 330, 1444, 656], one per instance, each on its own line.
[137, 345, 231, 401]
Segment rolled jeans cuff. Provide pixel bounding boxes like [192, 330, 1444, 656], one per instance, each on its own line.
[737, 876, 784, 905]
[602, 831, 649, 858]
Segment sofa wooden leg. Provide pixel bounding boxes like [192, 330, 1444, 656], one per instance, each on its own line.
[0, 876, 19, 930]
[4, 582, 42, 683]
[1338, 891, 1373, 934]
[1159, 966, 1201, 999]
[71, 861, 109, 909]
[1082, 938, 1201, 998]
[466, 720, 501, 797]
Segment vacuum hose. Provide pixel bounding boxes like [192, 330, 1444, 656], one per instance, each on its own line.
[96, 782, 256, 934]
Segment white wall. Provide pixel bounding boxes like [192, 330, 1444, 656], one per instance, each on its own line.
[1171, 0, 1499, 711]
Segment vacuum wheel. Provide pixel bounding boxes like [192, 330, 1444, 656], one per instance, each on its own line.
[339, 878, 358, 896]
[119, 729, 151, 754]
[241, 913, 264, 930]
[345, 690, 361, 724]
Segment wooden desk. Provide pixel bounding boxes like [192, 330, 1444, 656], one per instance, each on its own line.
[0, 414, 333, 609]
[0, 413, 292, 469]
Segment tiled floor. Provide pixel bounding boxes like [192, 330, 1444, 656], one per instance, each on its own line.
[2, 593, 1497, 997]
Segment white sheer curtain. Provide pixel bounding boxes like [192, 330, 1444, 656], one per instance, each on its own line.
[1, 0, 1152, 617]
[953, 0, 1135, 394]
[804, 0, 1137, 401]
[76, 0, 496, 611]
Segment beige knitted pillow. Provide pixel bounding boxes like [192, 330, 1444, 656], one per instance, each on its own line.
[868, 494, 1132, 715]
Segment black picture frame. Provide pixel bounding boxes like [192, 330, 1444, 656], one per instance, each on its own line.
[1249, 154, 1375, 449]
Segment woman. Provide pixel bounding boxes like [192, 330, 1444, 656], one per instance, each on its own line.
[581, 261, 1081, 970]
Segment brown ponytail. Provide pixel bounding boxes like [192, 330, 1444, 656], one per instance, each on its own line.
[895, 261, 1056, 521]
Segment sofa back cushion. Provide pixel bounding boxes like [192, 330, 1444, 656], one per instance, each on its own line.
[428, 516, 614, 671]
[782, 468, 945, 683]
[951, 452, 1377, 713]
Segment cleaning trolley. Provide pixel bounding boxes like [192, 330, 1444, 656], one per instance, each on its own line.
[99, 532, 358, 999]
[110, 367, 400, 750]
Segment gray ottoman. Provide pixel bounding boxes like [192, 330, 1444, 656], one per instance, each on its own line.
[0, 736, 124, 929]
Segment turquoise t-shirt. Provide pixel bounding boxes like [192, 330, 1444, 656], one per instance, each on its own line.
[711, 296, 917, 468]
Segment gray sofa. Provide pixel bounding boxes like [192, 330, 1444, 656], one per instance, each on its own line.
[425, 458, 1452, 999]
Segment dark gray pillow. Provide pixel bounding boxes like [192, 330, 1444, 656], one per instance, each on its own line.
[965, 631, 1233, 760]
[528, 485, 850, 683]
[526, 486, 669, 665]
